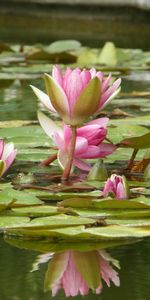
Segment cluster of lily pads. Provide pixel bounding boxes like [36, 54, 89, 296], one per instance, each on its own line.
[0, 41, 149, 243]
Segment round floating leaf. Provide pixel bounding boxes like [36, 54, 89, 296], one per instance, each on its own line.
[47, 40, 81, 53]
[118, 132, 150, 149]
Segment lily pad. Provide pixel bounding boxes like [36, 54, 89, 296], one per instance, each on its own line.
[0, 216, 30, 230]
[0, 188, 43, 207]
[11, 205, 60, 217]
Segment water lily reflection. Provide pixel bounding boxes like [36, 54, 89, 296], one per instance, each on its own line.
[32, 249, 120, 297]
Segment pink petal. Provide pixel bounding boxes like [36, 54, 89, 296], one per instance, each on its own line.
[63, 125, 71, 147]
[30, 85, 56, 113]
[87, 117, 109, 128]
[57, 150, 68, 169]
[101, 73, 112, 93]
[96, 284, 103, 294]
[51, 252, 70, 296]
[38, 111, 62, 139]
[54, 133, 65, 151]
[75, 146, 101, 159]
[52, 65, 63, 87]
[73, 158, 91, 171]
[99, 78, 121, 109]
[75, 137, 88, 155]
[76, 145, 104, 159]
[3, 149, 17, 174]
[90, 68, 97, 78]
[97, 143, 116, 156]
[77, 124, 105, 140]
[64, 69, 84, 113]
[103, 179, 115, 197]
[100, 257, 120, 287]
[1, 142, 14, 161]
[0, 139, 4, 159]
[63, 67, 72, 90]
[78, 144, 116, 159]
[96, 71, 103, 83]
[62, 252, 88, 297]
[116, 182, 128, 199]
[80, 70, 91, 88]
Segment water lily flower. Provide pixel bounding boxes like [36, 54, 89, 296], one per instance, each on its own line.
[34, 250, 120, 297]
[103, 174, 129, 199]
[31, 65, 121, 126]
[38, 111, 116, 171]
[0, 140, 17, 177]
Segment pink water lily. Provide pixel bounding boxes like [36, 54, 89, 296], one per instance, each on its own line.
[31, 65, 121, 125]
[41, 250, 120, 297]
[38, 111, 116, 171]
[0, 140, 17, 177]
[103, 174, 129, 199]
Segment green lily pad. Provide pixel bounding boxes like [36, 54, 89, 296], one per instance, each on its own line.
[11, 205, 60, 217]
[6, 224, 150, 239]
[0, 188, 43, 207]
[119, 132, 150, 150]
[0, 216, 30, 230]
[59, 196, 150, 209]
[22, 215, 95, 229]
[46, 40, 81, 53]
[108, 124, 148, 144]
[106, 218, 150, 227]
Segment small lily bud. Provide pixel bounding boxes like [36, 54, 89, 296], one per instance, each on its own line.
[103, 174, 129, 200]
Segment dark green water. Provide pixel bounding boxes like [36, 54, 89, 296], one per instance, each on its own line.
[0, 236, 150, 300]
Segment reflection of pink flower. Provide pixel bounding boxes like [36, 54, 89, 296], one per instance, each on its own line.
[103, 174, 128, 199]
[43, 250, 120, 297]
[31, 66, 121, 125]
[0, 140, 17, 177]
[38, 111, 116, 171]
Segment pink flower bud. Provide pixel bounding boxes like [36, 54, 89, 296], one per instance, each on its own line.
[0, 140, 17, 177]
[103, 174, 129, 199]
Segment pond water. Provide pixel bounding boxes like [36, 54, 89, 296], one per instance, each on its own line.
[0, 236, 150, 300]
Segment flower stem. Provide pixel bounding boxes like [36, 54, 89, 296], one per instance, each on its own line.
[127, 148, 138, 169]
[62, 126, 76, 182]
[40, 153, 57, 166]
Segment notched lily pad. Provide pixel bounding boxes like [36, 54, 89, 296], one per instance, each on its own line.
[0, 188, 43, 207]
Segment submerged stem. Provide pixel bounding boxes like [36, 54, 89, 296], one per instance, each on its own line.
[40, 153, 57, 166]
[62, 126, 76, 182]
[127, 148, 138, 169]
